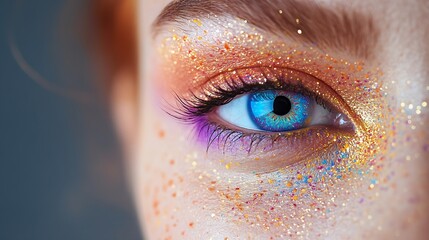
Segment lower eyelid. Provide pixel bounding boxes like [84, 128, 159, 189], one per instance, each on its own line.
[197, 123, 353, 174]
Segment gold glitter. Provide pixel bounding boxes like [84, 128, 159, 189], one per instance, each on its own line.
[225, 163, 231, 169]
[192, 18, 203, 26]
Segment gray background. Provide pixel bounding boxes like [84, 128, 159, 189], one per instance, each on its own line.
[0, 0, 142, 239]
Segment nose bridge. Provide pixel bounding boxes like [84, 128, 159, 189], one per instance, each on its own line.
[378, 0, 429, 190]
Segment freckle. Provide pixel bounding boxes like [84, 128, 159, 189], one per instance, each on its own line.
[178, 176, 184, 182]
[153, 200, 159, 208]
[189, 222, 194, 228]
[158, 130, 165, 138]
[168, 179, 174, 186]
[172, 192, 177, 198]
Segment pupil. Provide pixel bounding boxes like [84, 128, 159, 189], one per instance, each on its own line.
[273, 96, 292, 116]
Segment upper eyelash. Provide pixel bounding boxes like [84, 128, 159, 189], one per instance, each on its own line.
[165, 69, 335, 152]
[169, 70, 330, 123]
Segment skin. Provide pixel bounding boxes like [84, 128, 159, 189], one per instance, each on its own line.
[113, 0, 429, 239]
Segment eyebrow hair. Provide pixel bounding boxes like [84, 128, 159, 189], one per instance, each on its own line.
[153, 0, 379, 59]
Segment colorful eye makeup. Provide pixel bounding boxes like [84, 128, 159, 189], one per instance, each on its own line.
[154, 12, 388, 176]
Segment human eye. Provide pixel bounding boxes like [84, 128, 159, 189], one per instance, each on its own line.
[216, 73, 352, 133]
[218, 89, 345, 132]
[170, 66, 363, 171]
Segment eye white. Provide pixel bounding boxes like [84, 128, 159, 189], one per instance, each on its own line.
[217, 94, 259, 130]
[217, 92, 346, 131]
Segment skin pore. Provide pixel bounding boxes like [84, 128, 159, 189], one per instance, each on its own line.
[113, 0, 429, 239]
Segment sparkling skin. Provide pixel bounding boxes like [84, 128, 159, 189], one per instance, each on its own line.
[151, 16, 389, 238]
[133, 1, 429, 239]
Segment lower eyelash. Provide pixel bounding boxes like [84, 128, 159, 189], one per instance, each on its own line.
[195, 119, 269, 153]
[190, 114, 316, 154]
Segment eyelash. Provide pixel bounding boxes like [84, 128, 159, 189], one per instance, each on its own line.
[167, 67, 336, 152]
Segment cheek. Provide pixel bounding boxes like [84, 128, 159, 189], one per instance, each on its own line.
[133, 114, 220, 238]
[133, 115, 380, 239]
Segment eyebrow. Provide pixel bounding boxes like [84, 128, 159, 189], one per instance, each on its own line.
[153, 0, 379, 59]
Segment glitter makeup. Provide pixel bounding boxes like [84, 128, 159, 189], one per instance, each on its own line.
[142, 1, 404, 238]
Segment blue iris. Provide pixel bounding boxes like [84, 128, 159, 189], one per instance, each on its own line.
[248, 90, 311, 131]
